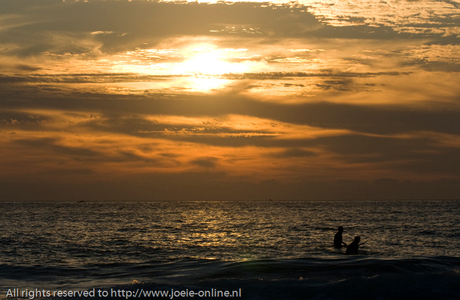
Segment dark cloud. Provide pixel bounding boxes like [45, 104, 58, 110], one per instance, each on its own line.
[270, 148, 316, 158]
[219, 71, 411, 80]
[393, 148, 460, 175]
[117, 151, 160, 163]
[191, 157, 218, 168]
[302, 134, 460, 176]
[7, 0, 456, 58]
[2, 0, 459, 60]
[0, 64, 42, 72]
[14, 64, 42, 71]
[0, 111, 51, 126]
[0, 1, 321, 56]
[313, 24, 414, 40]
[2, 0, 460, 200]
[15, 138, 101, 157]
[0, 71, 409, 85]
[44, 168, 94, 176]
[0, 74, 180, 84]
[3, 93, 460, 136]
[1, 175, 460, 201]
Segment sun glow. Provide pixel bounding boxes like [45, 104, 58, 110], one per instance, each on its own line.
[187, 77, 230, 92]
[108, 44, 250, 92]
[175, 47, 247, 75]
[172, 45, 248, 91]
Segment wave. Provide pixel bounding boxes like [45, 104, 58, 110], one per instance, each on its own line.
[1, 257, 459, 299]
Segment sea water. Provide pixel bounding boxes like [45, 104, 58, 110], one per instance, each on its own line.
[0, 200, 459, 299]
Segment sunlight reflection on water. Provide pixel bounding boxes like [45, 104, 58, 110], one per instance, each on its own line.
[1, 200, 459, 268]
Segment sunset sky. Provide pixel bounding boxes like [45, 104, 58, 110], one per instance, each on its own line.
[1, 0, 460, 200]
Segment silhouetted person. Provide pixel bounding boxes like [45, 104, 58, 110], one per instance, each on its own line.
[346, 236, 361, 254]
[334, 226, 347, 248]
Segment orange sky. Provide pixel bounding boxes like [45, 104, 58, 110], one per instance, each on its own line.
[1, 0, 460, 200]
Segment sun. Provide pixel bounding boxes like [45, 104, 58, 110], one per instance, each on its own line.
[175, 47, 245, 75]
[110, 44, 250, 92]
[169, 45, 248, 91]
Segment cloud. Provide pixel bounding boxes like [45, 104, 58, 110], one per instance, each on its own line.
[2, 0, 460, 200]
[1, 175, 460, 201]
[2, 0, 459, 61]
[270, 148, 317, 158]
[191, 157, 219, 168]
[0, 1, 323, 56]
[14, 137, 101, 157]
[91, 31, 114, 35]
[5, 94, 460, 135]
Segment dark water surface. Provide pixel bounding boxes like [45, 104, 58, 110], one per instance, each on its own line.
[1, 200, 459, 299]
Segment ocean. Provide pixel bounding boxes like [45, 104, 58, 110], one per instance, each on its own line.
[1, 200, 459, 300]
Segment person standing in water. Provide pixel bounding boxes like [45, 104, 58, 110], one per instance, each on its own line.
[334, 226, 347, 248]
[346, 236, 361, 254]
